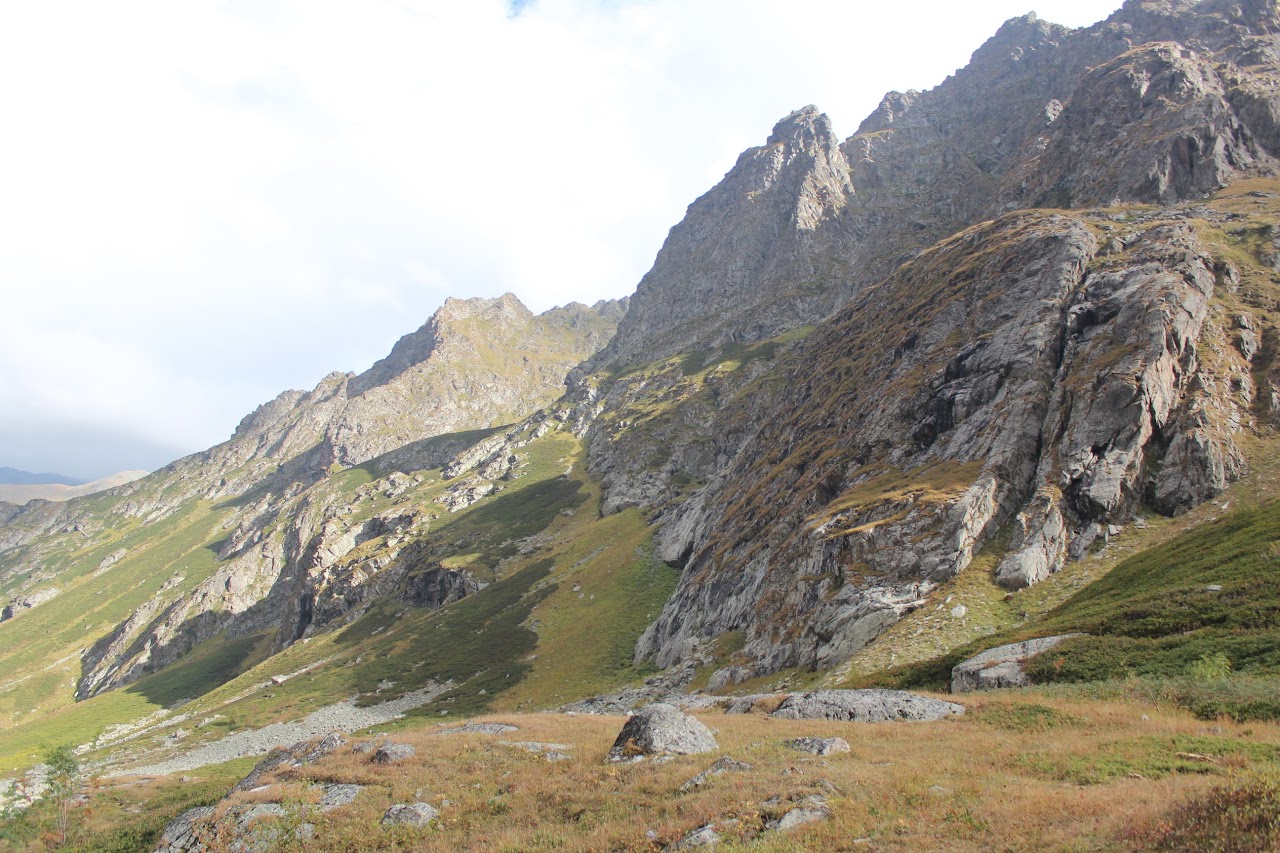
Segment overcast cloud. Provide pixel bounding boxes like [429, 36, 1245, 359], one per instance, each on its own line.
[0, 0, 1124, 480]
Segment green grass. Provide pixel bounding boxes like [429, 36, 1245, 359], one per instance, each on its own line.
[0, 500, 235, 724]
[1023, 734, 1279, 785]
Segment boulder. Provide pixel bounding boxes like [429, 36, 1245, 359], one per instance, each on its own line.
[950, 635, 1084, 693]
[770, 690, 964, 722]
[606, 703, 718, 762]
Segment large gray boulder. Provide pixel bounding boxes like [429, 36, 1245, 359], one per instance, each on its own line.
[951, 634, 1084, 693]
[606, 703, 718, 762]
[770, 690, 963, 722]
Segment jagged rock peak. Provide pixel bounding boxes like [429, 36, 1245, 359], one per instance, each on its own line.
[584, 103, 854, 370]
[766, 104, 836, 147]
[969, 11, 1071, 67]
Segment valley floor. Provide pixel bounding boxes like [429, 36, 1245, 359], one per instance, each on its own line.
[7, 691, 1280, 852]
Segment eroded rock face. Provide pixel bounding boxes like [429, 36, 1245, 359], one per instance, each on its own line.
[605, 703, 718, 762]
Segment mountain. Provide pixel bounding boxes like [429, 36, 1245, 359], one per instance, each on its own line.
[4, 2, 1280, 849]
[0, 467, 82, 487]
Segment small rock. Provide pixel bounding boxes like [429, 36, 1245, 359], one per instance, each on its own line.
[382, 802, 439, 827]
[787, 737, 850, 756]
[667, 824, 721, 850]
[950, 605, 967, 618]
[372, 742, 416, 764]
[1205, 584, 1223, 592]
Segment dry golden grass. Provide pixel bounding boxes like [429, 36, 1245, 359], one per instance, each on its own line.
[165, 693, 1280, 853]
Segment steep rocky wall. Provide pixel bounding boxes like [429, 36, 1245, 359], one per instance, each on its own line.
[634, 208, 1251, 674]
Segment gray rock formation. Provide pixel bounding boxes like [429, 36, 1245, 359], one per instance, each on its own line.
[951, 634, 1085, 692]
[770, 690, 964, 722]
[605, 703, 718, 762]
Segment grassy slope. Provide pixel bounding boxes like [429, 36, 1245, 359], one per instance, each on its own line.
[0, 429, 678, 774]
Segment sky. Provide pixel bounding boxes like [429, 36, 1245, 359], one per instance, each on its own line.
[0, 0, 1126, 481]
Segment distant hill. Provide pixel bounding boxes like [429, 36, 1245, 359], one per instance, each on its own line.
[0, 470, 148, 505]
[0, 466, 83, 486]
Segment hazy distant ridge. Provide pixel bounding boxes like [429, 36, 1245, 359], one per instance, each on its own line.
[0, 471, 148, 505]
[0, 466, 83, 486]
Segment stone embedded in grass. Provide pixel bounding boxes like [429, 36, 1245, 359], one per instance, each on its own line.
[372, 742, 416, 764]
[606, 703, 718, 762]
[950, 635, 1085, 693]
[770, 690, 964, 722]
[763, 794, 833, 832]
[679, 756, 753, 792]
[316, 783, 363, 811]
[383, 802, 439, 827]
[500, 740, 573, 761]
[666, 823, 721, 849]
[787, 736, 851, 756]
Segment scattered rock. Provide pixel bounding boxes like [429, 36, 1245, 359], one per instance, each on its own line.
[771, 690, 964, 722]
[951, 635, 1084, 693]
[787, 737, 850, 756]
[1205, 584, 1224, 593]
[372, 742, 416, 764]
[606, 703, 718, 762]
[382, 802, 439, 827]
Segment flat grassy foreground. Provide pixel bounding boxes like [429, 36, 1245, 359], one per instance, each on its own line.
[13, 693, 1278, 852]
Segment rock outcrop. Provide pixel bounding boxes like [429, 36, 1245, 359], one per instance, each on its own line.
[951, 635, 1086, 692]
[769, 690, 964, 723]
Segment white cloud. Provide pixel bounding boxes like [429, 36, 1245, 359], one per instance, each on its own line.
[0, 0, 1126, 473]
